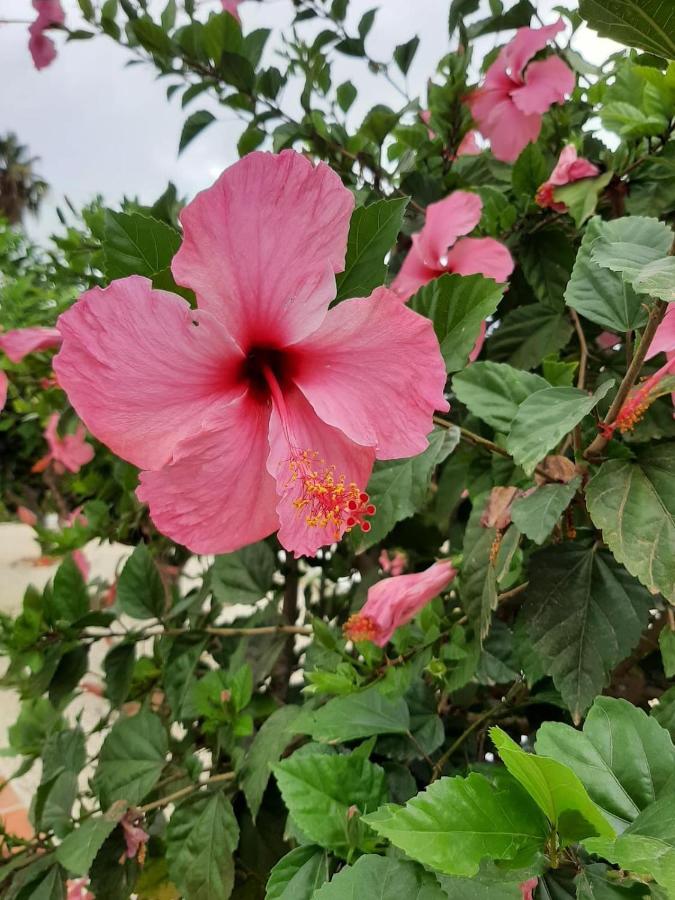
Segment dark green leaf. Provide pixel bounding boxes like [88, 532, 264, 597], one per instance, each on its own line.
[51, 555, 89, 624]
[660, 628, 675, 678]
[179, 110, 216, 153]
[265, 846, 331, 900]
[166, 791, 239, 900]
[334, 197, 408, 302]
[211, 540, 276, 605]
[93, 709, 168, 808]
[489, 305, 573, 370]
[586, 443, 675, 601]
[408, 273, 505, 374]
[578, 0, 675, 60]
[519, 544, 652, 721]
[116, 544, 165, 620]
[56, 800, 127, 876]
[103, 210, 181, 281]
[448, 0, 480, 36]
[240, 705, 300, 820]
[511, 143, 549, 200]
[520, 227, 576, 310]
[314, 855, 447, 899]
[510, 478, 580, 545]
[293, 686, 410, 743]
[103, 643, 135, 708]
[393, 37, 420, 75]
[506, 382, 613, 475]
[452, 361, 549, 432]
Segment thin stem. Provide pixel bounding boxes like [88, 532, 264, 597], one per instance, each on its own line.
[140, 772, 235, 813]
[570, 309, 588, 455]
[585, 298, 668, 459]
[406, 730, 435, 769]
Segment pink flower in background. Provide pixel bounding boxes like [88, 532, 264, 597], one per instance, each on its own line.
[344, 560, 456, 646]
[378, 549, 407, 576]
[32, 413, 94, 474]
[596, 330, 620, 351]
[520, 878, 538, 900]
[392, 191, 514, 301]
[221, 0, 243, 20]
[120, 810, 149, 861]
[72, 549, 90, 581]
[0, 326, 62, 363]
[55, 151, 448, 558]
[599, 356, 675, 439]
[0, 370, 7, 412]
[455, 130, 481, 157]
[392, 190, 514, 361]
[17, 506, 38, 527]
[646, 303, 675, 416]
[536, 145, 600, 211]
[467, 20, 575, 162]
[28, 0, 65, 70]
[66, 880, 94, 900]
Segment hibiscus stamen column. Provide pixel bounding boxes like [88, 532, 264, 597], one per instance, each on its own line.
[259, 360, 375, 542]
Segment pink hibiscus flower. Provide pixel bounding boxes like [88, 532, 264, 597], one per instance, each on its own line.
[0, 370, 7, 412]
[28, 0, 65, 70]
[645, 303, 675, 416]
[344, 560, 456, 646]
[17, 506, 38, 526]
[32, 412, 94, 474]
[120, 810, 149, 861]
[221, 0, 243, 20]
[66, 879, 94, 900]
[392, 191, 514, 361]
[54, 151, 448, 558]
[536, 145, 600, 211]
[599, 355, 675, 439]
[520, 878, 538, 900]
[455, 130, 481, 157]
[467, 20, 575, 163]
[378, 548, 407, 576]
[0, 326, 62, 363]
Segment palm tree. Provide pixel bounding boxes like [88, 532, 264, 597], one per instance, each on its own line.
[0, 133, 48, 224]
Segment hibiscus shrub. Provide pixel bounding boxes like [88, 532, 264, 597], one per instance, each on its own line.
[2, 1, 675, 898]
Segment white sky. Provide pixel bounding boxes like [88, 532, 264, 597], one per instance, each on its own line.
[0, 0, 619, 240]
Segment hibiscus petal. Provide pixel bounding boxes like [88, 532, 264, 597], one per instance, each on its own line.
[391, 239, 437, 301]
[137, 391, 278, 554]
[0, 327, 61, 363]
[647, 304, 675, 358]
[0, 371, 7, 411]
[292, 287, 449, 460]
[445, 237, 515, 283]
[172, 150, 354, 348]
[512, 56, 575, 116]
[503, 20, 565, 81]
[266, 385, 375, 558]
[484, 98, 542, 163]
[54, 275, 244, 470]
[417, 192, 483, 268]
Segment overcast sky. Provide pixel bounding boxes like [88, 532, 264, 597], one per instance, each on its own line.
[0, 0, 619, 241]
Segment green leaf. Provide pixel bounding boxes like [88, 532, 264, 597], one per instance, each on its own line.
[448, 0, 480, 36]
[489, 305, 573, 370]
[585, 795, 675, 896]
[22, 865, 67, 900]
[355, 426, 459, 549]
[506, 382, 613, 475]
[536, 696, 675, 833]
[103, 210, 181, 281]
[574, 863, 653, 898]
[115, 544, 165, 620]
[578, 0, 675, 60]
[93, 709, 168, 808]
[334, 197, 408, 302]
[293, 686, 410, 743]
[633, 256, 675, 301]
[131, 17, 175, 55]
[336, 80, 357, 112]
[166, 791, 239, 900]
[490, 727, 615, 846]
[519, 544, 652, 721]
[313, 855, 447, 899]
[179, 110, 216, 153]
[103, 642, 135, 708]
[56, 800, 127, 876]
[519, 227, 576, 310]
[511, 143, 549, 200]
[51, 555, 89, 623]
[459, 502, 500, 641]
[237, 125, 265, 156]
[393, 36, 420, 75]
[660, 628, 675, 678]
[452, 362, 549, 432]
[591, 216, 673, 284]
[163, 635, 207, 721]
[510, 478, 581, 545]
[586, 443, 675, 601]
[565, 217, 648, 332]
[35, 728, 86, 838]
[240, 705, 300, 820]
[265, 845, 331, 900]
[363, 772, 548, 877]
[552, 171, 613, 228]
[211, 540, 276, 605]
[273, 752, 388, 856]
[435, 875, 523, 899]
[653, 686, 675, 740]
[408, 273, 505, 373]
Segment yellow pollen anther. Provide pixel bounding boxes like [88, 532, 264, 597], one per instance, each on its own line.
[343, 613, 380, 643]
